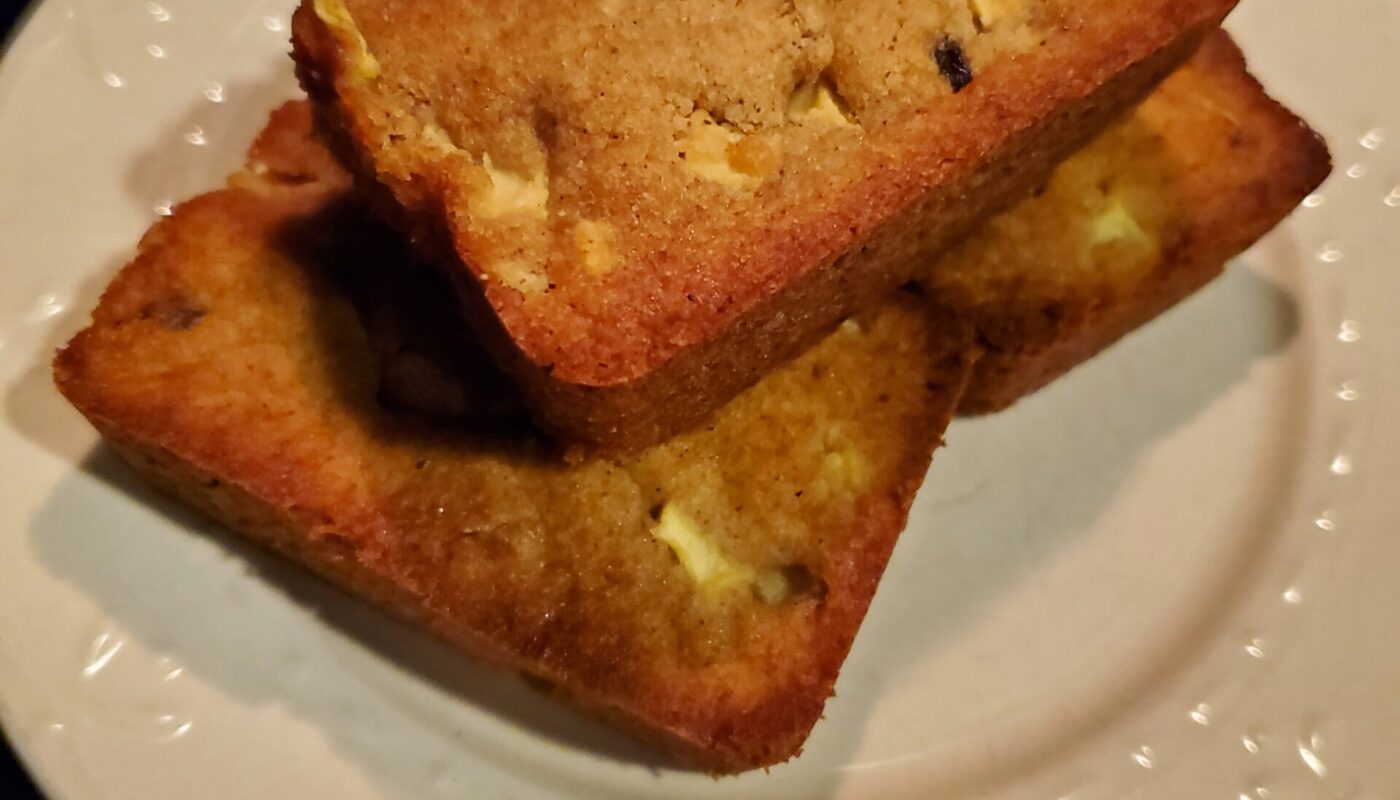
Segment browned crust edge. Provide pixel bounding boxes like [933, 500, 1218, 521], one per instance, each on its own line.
[55, 352, 970, 773]
[291, 1, 1238, 451]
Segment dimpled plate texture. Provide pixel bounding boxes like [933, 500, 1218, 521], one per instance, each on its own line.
[1, 1, 1397, 798]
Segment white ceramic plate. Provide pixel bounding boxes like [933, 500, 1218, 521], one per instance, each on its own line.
[2, 2, 1397, 798]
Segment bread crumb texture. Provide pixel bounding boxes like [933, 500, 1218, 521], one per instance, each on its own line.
[311, 0, 1050, 293]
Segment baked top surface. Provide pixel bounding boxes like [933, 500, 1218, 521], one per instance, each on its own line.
[294, 0, 1236, 383]
[54, 102, 971, 770]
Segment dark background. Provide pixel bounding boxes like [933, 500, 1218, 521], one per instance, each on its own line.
[3, 3, 51, 799]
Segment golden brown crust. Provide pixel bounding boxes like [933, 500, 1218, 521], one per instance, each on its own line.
[54, 102, 973, 773]
[937, 32, 1331, 412]
[291, 0, 1239, 450]
[52, 36, 1328, 768]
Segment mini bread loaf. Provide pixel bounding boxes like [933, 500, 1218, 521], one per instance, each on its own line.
[54, 103, 973, 773]
[291, 0, 1240, 449]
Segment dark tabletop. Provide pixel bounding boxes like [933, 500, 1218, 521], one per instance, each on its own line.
[0, 736, 40, 800]
[4, 3, 53, 798]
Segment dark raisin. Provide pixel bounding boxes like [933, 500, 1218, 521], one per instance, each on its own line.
[933, 37, 974, 93]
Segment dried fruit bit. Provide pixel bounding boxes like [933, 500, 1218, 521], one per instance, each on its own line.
[681, 111, 765, 189]
[786, 78, 857, 127]
[478, 153, 549, 219]
[574, 220, 617, 276]
[969, 0, 1023, 30]
[933, 37, 974, 93]
[312, 0, 381, 81]
[652, 505, 754, 595]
